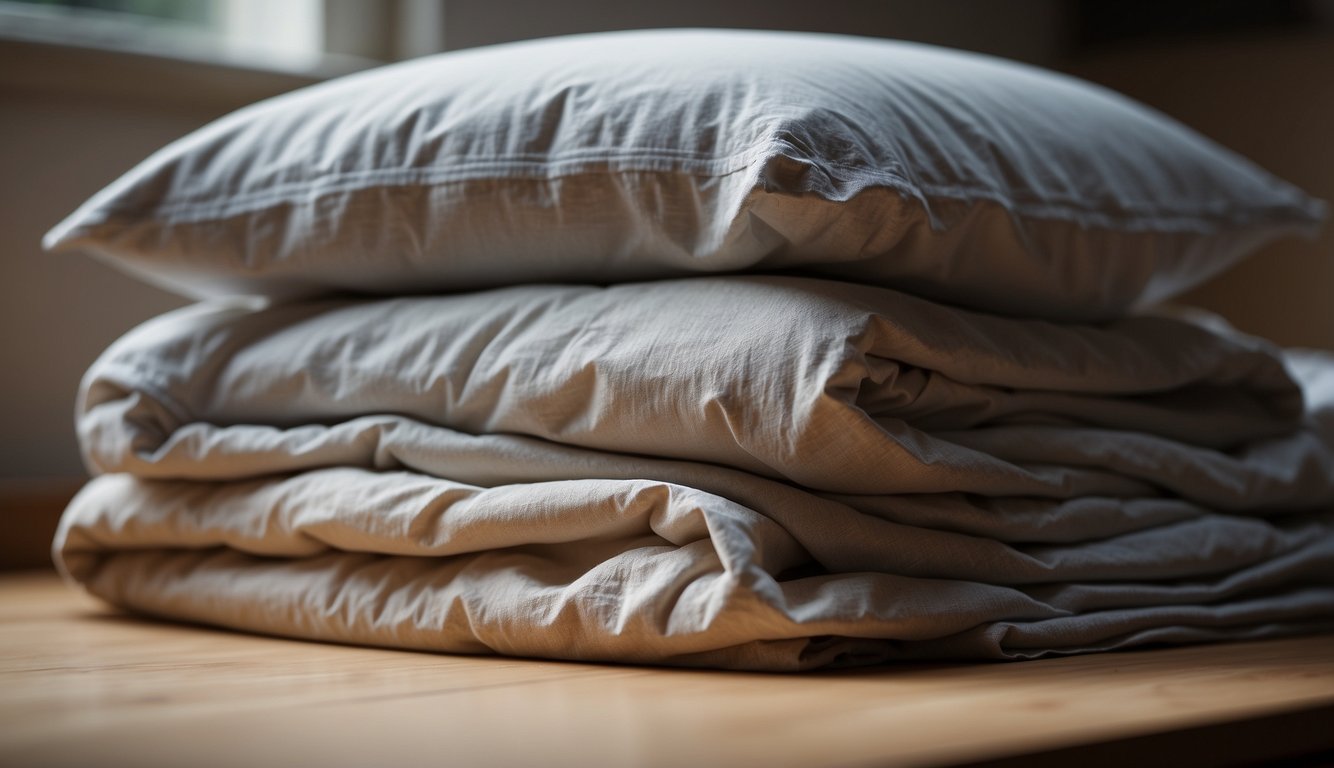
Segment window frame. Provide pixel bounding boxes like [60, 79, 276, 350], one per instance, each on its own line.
[0, 0, 445, 77]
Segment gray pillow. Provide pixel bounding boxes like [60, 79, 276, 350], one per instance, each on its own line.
[45, 29, 1324, 319]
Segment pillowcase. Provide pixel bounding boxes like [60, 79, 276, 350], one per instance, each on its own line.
[45, 29, 1324, 320]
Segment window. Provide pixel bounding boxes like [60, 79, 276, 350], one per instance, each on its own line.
[0, 0, 444, 70]
[8, 0, 214, 26]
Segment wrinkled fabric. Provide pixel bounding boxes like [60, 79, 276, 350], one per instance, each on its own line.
[44, 30, 1322, 320]
[56, 277, 1334, 670]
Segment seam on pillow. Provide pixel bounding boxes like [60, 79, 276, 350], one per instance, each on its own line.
[758, 140, 1324, 229]
[75, 189, 1323, 243]
[91, 145, 787, 222]
[72, 141, 1324, 234]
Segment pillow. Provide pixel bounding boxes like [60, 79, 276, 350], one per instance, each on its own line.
[45, 29, 1324, 320]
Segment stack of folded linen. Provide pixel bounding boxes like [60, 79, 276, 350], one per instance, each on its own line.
[47, 30, 1334, 670]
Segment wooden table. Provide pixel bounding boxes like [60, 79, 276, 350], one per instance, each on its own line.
[2, 572, 1332, 767]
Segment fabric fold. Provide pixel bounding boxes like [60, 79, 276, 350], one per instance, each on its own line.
[54, 276, 1334, 669]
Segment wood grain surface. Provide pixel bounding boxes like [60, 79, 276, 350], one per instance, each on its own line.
[2, 572, 1332, 767]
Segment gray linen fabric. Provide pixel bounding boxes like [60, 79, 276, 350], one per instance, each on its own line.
[44, 30, 1322, 320]
[55, 277, 1334, 670]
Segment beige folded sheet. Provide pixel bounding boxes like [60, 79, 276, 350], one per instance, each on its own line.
[56, 277, 1334, 669]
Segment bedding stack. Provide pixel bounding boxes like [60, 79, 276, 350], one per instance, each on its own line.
[46, 30, 1334, 670]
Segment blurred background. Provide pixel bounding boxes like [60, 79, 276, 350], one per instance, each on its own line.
[2, 0, 1332, 567]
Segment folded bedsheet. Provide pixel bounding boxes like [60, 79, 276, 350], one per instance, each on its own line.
[56, 276, 1334, 670]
